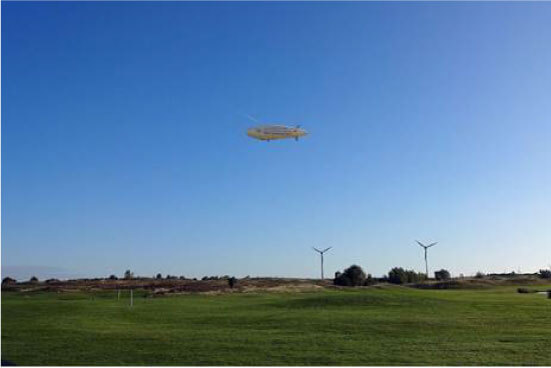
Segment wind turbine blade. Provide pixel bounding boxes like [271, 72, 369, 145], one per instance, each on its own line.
[415, 240, 426, 248]
[323, 247, 332, 253]
[312, 247, 322, 253]
[427, 242, 438, 248]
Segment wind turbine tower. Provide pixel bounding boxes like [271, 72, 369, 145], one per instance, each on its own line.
[312, 247, 332, 280]
[415, 240, 438, 277]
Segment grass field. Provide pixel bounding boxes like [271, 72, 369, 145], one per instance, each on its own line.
[2, 285, 551, 365]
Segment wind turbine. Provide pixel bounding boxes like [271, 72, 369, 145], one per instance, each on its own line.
[312, 247, 332, 280]
[415, 240, 438, 277]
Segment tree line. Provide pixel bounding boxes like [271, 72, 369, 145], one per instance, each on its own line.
[2, 268, 551, 287]
[333, 265, 551, 286]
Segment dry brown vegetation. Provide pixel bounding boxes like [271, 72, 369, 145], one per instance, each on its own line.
[412, 274, 549, 289]
[1, 277, 333, 295]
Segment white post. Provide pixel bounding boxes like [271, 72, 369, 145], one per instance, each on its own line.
[130, 289, 133, 307]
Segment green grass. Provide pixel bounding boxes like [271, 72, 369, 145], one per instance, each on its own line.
[2, 285, 551, 365]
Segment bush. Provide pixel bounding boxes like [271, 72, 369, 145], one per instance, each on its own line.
[388, 267, 427, 284]
[538, 269, 551, 279]
[156, 273, 163, 280]
[334, 265, 367, 286]
[475, 271, 485, 279]
[364, 274, 376, 286]
[434, 269, 451, 281]
[228, 277, 237, 289]
[108, 274, 118, 280]
[517, 287, 530, 293]
[29, 276, 39, 283]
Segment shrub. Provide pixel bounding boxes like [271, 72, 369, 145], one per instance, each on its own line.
[29, 276, 39, 283]
[228, 277, 237, 289]
[434, 269, 451, 281]
[538, 269, 551, 279]
[108, 274, 118, 280]
[201, 276, 209, 281]
[517, 287, 530, 293]
[388, 267, 427, 284]
[475, 271, 485, 279]
[334, 265, 367, 286]
[156, 273, 163, 279]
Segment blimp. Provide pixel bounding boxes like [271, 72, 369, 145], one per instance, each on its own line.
[247, 124, 308, 141]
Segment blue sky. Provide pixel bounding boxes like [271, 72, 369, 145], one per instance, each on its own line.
[2, 1, 550, 280]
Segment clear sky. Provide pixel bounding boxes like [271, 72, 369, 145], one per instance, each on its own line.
[2, 1, 550, 280]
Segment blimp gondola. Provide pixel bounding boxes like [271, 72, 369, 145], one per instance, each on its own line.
[247, 124, 308, 141]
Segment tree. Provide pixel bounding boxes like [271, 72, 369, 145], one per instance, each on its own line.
[156, 273, 163, 280]
[538, 269, 551, 279]
[124, 270, 134, 280]
[334, 265, 367, 286]
[434, 269, 451, 281]
[108, 274, 118, 280]
[2, 277, 16, 285]
[30, 276, 39, 283]
[388, 267, 427, 284]
[228, 277, 237, 289]
[475, 271, 485, 279]
[388, 267, 408, 284]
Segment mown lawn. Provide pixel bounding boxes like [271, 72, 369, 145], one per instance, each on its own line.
[2, 285, 550, 365]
